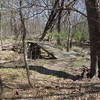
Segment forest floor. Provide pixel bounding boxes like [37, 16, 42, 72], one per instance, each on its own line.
[0, 46, 100, 100]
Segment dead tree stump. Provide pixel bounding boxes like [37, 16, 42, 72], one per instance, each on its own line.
[27, 42, 41, 59]
[27, 42, 56, 59]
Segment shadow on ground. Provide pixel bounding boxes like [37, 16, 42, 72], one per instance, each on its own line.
[0, 65, 81, 81]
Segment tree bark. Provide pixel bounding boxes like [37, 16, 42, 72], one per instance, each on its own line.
[85, 0, 100, 78]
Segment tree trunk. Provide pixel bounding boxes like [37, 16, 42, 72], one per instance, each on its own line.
[0, 4, 3, 50]
[66, 16, 71, 52]
[40, 0, 59, 40]
[85, 0, 100, 78]
[57, 0, 65, 45]
[19, 0, 32, 87]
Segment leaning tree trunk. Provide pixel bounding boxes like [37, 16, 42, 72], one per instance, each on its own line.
[40, 0, 60, 40]
[85, 0, 100, 78]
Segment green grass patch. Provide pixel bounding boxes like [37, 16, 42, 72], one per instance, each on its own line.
[3, 56, 12, 60]
[48, 90, 56, 95]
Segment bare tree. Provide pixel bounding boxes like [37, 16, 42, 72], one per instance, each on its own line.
[19, 0, 32, 87]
